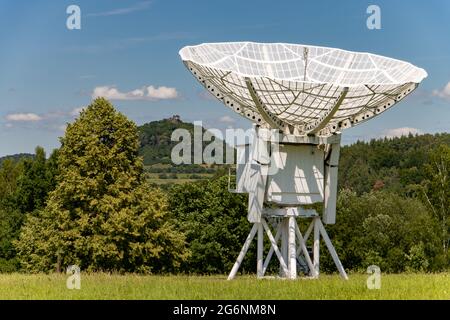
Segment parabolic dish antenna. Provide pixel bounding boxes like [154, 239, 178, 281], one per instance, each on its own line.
[179, 42, 427, 281]
[179, 42, 427, 135]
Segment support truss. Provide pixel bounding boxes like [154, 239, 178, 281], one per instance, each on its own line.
[227, 214, 348, 280]
[305, 87, 349, 134]
[245, 77, 283, 130]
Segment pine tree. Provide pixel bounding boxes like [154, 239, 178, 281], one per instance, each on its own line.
[15, 98, 188, 273]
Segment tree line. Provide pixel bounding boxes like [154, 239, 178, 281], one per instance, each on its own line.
[0, 98, 448, 273]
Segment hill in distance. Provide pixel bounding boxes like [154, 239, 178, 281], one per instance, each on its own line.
[339, 132, 450, 194]
[0, 153, 34, 165]
[138, 116, 230, 183]
[138, 115, 196, 166]
[2, 115, 449, 190]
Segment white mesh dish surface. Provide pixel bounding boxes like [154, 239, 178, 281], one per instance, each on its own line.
[180, 42, 427, 136]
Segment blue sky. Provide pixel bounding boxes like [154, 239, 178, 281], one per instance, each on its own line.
[0, 0, 449, 156]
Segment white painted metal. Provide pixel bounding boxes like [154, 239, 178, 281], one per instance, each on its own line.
[288, 217, 297, 279]
[262, 222, 282, 275]
[303, 219, 315, 243]
[227, 210, 348, 280]
[182, 42, 426, 281]
[317, 219, 349, 280]
[262, 219, 289, 275]
[263, 207, 317, 218]
[246, 77, 281, 129]
[246, 129, 271, 223]
[323, 141, 341, 224]
[280, 219, 288, 277]
[247, 163, 268, 223]
[313, 217, 320, 277]
[225, 129, 351, 280]
[281, 134, 341, 145]
[180, 42, 427, 136]
[294, 222, 316, 277]
[305, 87, 349, 134]
[266, 144, 325, 205]
[227, 224, 258, 280]
[257, 223, 264, 278]
[234, 144, 250, 193]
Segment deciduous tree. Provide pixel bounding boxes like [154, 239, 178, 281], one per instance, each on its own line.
[15, 98, 188, 273]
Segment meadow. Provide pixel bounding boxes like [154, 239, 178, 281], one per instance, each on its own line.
[0, 273, 448, 300]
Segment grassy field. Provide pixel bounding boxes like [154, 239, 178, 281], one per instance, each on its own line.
[0, 273, 448, 300]
[145, 173, 214, 185]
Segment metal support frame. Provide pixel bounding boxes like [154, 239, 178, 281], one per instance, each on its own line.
[323, 142, 341, 224]
[313, 216, 320, 276]
[288, 216, 297, 279]
[245, 77, 282, 130]
[227, 127, 348, 280]
[257, 223, 264, 278]
[227, 213, 347, 280]
[305, 87, 349, 134]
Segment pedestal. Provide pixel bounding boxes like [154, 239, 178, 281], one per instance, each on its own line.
[227, 208, 348, 280]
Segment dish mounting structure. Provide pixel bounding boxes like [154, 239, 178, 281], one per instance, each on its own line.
[179, 42, 427, 280]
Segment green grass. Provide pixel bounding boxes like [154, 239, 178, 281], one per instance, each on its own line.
[0, 273, 448, 300]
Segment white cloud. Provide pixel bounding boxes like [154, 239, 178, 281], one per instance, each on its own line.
[219, 116, 235, 123]
[146, 86, 178, 100]
[432, 82, 450, 100]
[87, 1, 152, 17]
[381, 127, 423, 139]
[92, 85, 178, 101]
[5, 113, 43, 122]
[70, 107, 85, 116]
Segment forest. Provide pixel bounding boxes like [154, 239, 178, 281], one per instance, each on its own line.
[0, 98, 448, 274]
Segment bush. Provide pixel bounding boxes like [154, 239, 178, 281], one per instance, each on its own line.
[323, 190, 443, 273]
[168, 176, 251, 274]
[406, 242, 429, 272]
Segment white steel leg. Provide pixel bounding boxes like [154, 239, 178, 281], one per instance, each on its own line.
[228, 214, 347, 280]
[257, 223, 264, 278]
[313, 217, 320, 277]
[318, 219, 348, 280]
[262, 221, 282, 275]
[303, 219, 315, 243]
[262, 219, 289, 276]
[288, 217, 297, 279]
[227, 224, 258, 280]
[294, 223, 316, 277]
[280, 219, 287, 277]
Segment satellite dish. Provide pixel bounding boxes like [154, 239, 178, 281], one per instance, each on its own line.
[179, 42, 427, 281]
[179, 42, 427, 135]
